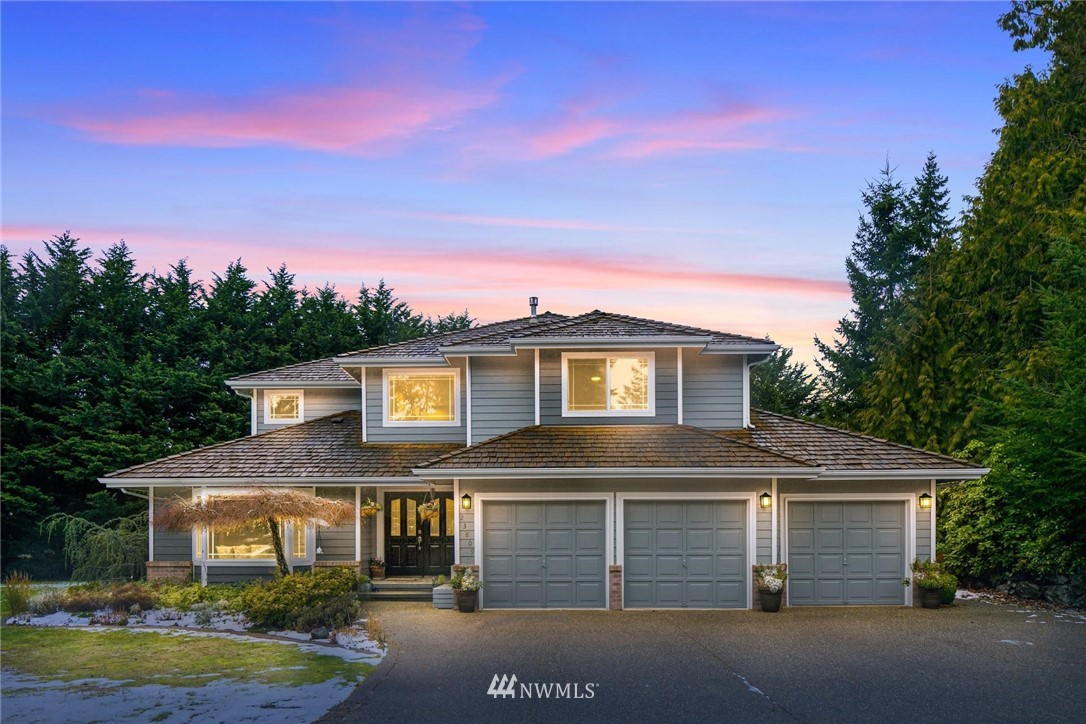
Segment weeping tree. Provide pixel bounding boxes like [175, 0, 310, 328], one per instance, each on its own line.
[154, 489, 357, 576]
[42, 511, 149, 581]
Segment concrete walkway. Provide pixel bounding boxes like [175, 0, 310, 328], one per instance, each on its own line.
[323, 600, 1086, 723]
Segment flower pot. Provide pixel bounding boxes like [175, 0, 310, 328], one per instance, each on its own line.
[759, 588, 783, 612]
[918, 587, 942, 609]
[369, 565, 386, 581]
[455, 589, 478, 613]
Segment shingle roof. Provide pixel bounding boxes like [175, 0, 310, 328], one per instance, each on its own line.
[417, 425, 817, 471]
[717, 410, 983, 471]
[501, 310, 770, 346]
[334, 312, 568, 360]
[229, 357, 358, 384]
[104, 412, 461, 479]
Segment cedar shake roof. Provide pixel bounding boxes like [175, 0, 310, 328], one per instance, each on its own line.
[417, 425, 817, 471]
[104, 412, 461, 480]
[229, 357, 358, 384]
[333, 312, 568, 360]
[717, 410, 983, 471]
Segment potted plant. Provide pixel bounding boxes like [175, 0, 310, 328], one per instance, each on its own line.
[451, 569, 481, 613]
[369, 557, 386, 580]
[911, 558, 956, 608]
[359, 498, 382, 519]
[756, 565, 787, 612]
[418, 499, 441, 522]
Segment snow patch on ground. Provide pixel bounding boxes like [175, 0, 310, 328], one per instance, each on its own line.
[0, 670, 358, 723]
[2, 611, 386, 721]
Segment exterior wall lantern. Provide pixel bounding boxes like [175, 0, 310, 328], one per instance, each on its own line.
[759, 492, 773, 509]
[918, 493, 933, 509]
[461, 493, 472, 510]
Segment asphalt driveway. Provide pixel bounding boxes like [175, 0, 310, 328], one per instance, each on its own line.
[323, 599, 1086, 723]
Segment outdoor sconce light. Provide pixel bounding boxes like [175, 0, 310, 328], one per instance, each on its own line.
[918, 493, 933, 509]
[759, 492, 773, 509]
[461, 494, 472, 510]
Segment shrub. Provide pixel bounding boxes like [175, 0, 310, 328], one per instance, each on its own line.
[940, 572, 959, 605]
[110, 582, 158, 611]
[28, 589, 67, 615]
[3, 571, 33, 616]
[154, 582, 244, 611]
[292, 594, 362, 632]
[239, 568, 362, 630]
[63, 587, 112, 613]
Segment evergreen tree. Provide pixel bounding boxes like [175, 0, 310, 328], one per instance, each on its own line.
[814, 158, 952, 427]
[750, 347, 821, 419]
[356, 280, 426, 348]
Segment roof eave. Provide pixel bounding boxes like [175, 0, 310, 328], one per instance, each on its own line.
[101, 476, 425, 487]
[701, 343, 779, 354]
[332, 357, 451, 367]
[437, 345, 518, 356]
[413, 466, 822, 480]
[815, 469, 989, 481]
[510, 336, 714, 349]
[226, 380, 360, 389]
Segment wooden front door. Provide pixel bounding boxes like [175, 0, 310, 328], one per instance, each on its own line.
[385, 492, 455, 576]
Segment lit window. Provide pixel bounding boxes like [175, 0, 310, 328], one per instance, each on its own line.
[563, 353, 654, 416]
[207, 519, 307, 560]
[264, 390, 303, 424]
[384, 369, 459, 425]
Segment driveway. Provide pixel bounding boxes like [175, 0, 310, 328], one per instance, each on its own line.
[323, 600, 1086, 723]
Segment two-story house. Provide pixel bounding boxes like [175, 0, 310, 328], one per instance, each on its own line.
[101, 302, 986, 609]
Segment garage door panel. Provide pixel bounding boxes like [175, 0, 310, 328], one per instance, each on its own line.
[623, 500, 748, 609]
[717, 529, 744, 550]
[626, 529, 652, 552]
[789, 501, 906, 606]
[656, 555, 683, 577]
[686, 555, 713, 577]
[686, 528, 713, 551]
[483, 501, 606, 609]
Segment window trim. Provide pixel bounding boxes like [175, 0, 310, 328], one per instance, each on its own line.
[192, 487, 315, 566]
[382, 367, 461, 427]
[561, 351, 656, 417]
[263, 389, 304, 425]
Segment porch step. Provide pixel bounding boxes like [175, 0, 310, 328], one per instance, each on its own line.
[362, 577, 435, 601]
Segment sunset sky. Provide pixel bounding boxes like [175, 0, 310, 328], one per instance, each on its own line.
[1, 2, 1037, 365]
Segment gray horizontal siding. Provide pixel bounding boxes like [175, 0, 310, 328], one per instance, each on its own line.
[315, 486, 356, 561]
[206, 566, 278, 584]
[539, 348, 678, 425]
[471, 352, 535, 443]
[255, 388, 360, 435]
[366, 361, 467, 443]
[681, 349, 743, 429]
[152, 487, 192, 561]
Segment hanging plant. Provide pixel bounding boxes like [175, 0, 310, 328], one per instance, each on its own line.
[359, 499, 382, 519]
[418, 499, 441, 521]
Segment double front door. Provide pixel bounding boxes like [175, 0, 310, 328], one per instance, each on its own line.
[385, 492, 455, 576]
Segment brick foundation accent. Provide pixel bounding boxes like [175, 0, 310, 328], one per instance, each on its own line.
[609, 565, 623, 610]
[313, 560, 362, 575]
[146, 561, 192, 583]
[752, 563, 788, 609]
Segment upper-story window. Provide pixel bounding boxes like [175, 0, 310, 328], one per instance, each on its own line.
[264, 390, 303, 424]
[562, 352, 655, 416]
[384, 368, 460, 426]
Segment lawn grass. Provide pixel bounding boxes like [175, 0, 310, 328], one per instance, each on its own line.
[0, 627, 372, 687]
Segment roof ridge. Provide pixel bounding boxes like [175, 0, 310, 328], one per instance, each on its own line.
[752, 409, 975, 466]
[444, 312, 574, 346]
[335, 312, 567, 357]
[417, 423, 537, 468]
[104, 411, 359, 477]
[673, 421, 816, 466]
[230, 356, 343, 382]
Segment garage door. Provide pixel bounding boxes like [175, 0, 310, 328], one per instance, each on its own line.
[624, 500, 747, 608]
[788, 501, 906, 605]
[482, 501, 606, 608]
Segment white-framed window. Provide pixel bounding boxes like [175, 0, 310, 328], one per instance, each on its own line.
[264, 390, 304, 425]
[383, 368, 460, 426]
[561, 351, 655, 416]
[192, 488, 313, 564]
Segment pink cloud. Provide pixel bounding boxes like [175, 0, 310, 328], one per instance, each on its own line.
[51, 8, 507, 155]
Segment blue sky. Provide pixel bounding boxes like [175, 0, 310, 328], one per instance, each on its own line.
[1, 2, 1037, 364]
